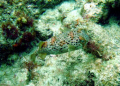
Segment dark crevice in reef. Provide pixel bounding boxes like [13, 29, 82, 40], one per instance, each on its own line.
[37, 0, 75, 14]
[97, 1, 120, 25]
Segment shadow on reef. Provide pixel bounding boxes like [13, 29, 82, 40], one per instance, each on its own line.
[97, 0, 120, 25]
[0, 40, 35, 66]
[36, 0, 73, 14]
[0, 21, 52, 65]
[0, 31, 53, 66]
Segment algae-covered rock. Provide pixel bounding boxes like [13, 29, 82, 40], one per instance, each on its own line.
[0, 0, 63, 61]
[82, 2, 103, 22]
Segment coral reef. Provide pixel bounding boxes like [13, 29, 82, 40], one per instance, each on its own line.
[0, 0, 120, 86]
[0, 0, 63, 61]
[0, 15, 36, 60]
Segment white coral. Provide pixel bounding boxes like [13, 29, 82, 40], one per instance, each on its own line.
[83, 2, 102, 22]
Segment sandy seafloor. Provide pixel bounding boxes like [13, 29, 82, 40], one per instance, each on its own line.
[0, 0, 120, 86]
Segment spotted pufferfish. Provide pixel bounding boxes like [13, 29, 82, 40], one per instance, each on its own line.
[38, 28, 89, 56]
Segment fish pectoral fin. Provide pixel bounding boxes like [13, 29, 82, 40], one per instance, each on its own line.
[30, 53, 37, 63]
[39, 41, 45, 51]
[38, 53, 47, 60]
[68, 45, 76, 57]
[68, 45, 76, 51]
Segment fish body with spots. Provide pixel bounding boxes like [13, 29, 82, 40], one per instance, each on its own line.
[39, 29, 89, 55]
